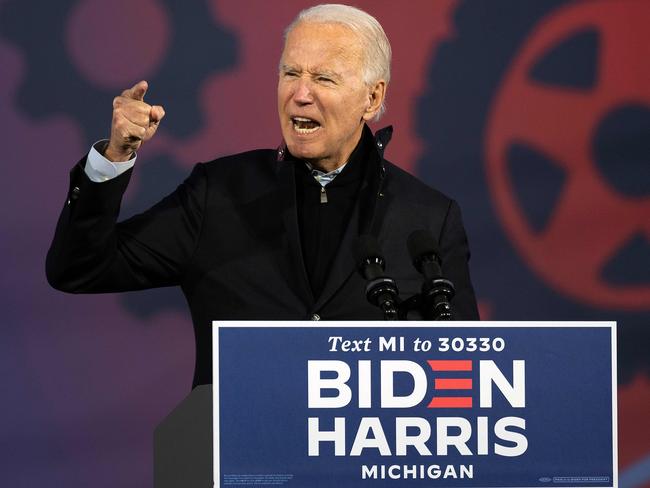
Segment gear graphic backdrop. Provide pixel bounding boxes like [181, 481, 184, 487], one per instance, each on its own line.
[0, 0, 238, 317]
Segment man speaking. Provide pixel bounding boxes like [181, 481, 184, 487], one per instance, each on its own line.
[47, 4, 479, 388]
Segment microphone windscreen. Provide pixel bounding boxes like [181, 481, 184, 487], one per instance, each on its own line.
[407, 229, 439, 264]
[354, 235, 383, 266]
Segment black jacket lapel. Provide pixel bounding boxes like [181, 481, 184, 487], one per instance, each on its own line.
[275, 151, 315, 307]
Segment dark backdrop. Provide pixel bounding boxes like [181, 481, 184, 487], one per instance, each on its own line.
[0, 1, 647, 486]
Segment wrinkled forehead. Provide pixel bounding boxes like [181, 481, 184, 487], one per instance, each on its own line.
[280, 21, 365, 70]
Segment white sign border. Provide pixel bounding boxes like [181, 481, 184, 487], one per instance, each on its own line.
[212, 321, 617, 488]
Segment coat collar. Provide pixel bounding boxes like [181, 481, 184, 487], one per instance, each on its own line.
[276, 124, 392, 166]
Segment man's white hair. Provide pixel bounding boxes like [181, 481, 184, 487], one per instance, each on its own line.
[284, 3, 392, 119]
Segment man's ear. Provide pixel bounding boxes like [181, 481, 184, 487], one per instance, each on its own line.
[362, 80, 387, 121]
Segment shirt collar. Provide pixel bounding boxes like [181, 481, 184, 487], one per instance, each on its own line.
[303, 161, 347, 187]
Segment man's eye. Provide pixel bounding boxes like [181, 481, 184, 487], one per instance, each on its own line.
[284, 71, 299, 78]
[317, 76, 334, 83]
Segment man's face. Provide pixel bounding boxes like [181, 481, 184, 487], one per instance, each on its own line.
[278, 22, 384, 171]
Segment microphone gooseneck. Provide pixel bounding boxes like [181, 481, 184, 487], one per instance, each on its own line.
[354, 235, 400, 320]
[406, 230, 455, 320]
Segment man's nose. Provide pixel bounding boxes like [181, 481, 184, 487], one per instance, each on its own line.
[293, 79, 314, 104]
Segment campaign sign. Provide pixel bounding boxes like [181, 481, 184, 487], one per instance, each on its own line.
[212, 321, 617, 488]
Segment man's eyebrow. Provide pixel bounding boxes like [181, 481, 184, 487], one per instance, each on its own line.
[279, 64, 341, 81]
[280, 64, 299, 73]
[312, 69, 339, 78]
[305, 67, 343, 81]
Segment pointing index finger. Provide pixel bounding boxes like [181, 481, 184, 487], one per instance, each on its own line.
[124, 80, 148, 101]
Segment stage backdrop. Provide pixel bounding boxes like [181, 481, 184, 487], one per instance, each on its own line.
[0, 1, 647, 487]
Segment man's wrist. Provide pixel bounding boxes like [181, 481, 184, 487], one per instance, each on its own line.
[103, 142, 134, 163]
[85, 140, 136, 182]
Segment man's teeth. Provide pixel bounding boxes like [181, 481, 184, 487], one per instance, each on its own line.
[292, 117, 321, 134]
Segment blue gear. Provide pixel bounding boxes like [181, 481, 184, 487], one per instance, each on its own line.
[0, 0, 239, 319]
[415, 0, 648, 382]
[0, 0, 238, 140]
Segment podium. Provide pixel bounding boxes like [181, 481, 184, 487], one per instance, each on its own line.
[155, 321, 617, 488]
[154, 385, 212, 487]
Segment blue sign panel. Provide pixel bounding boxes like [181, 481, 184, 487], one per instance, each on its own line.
[212, 322, 616, 488]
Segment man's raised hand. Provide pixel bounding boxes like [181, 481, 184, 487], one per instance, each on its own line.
[104, 80, 165, 162]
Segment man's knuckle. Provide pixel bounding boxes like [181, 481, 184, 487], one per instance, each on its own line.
[134, 102, 151, 114]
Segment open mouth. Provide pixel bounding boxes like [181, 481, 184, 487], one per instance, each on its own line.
[291, 116, 321, 134]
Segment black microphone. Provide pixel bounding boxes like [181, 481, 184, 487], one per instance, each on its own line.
[354, 235, 400, 320]
[407, 230, 455, 320]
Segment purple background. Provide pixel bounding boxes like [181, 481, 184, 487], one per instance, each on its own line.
[0, 1, 648, 487]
